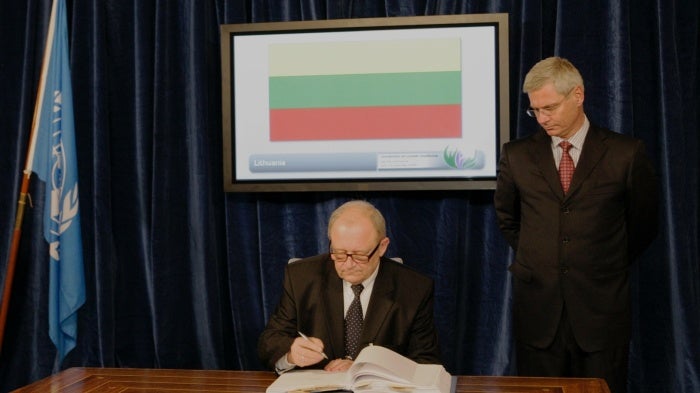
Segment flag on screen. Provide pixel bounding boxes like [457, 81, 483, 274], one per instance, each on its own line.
[30, 0, 85, 362]
[268, 38, 463, 141]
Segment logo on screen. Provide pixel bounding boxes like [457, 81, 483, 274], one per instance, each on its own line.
[443, 146, 485, 169]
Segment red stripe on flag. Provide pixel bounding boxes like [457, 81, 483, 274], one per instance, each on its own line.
[269, 105, 461, 141]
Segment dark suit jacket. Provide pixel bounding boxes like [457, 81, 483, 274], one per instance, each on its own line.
[258, 254, 441, 369]
[494, 125, 658, 352]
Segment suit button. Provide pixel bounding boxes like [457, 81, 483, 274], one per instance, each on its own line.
[562, 207, 570, 214]
[562, 237, 570, 244]
[560, 266, 569, 274]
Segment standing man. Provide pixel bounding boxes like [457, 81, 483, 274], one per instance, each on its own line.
[494, 57, 658, 393]
[258, 200, 441, 373]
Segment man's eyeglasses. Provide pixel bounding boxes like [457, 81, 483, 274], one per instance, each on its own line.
[526, 89, 573, 118]
[329, 242, 381, 264]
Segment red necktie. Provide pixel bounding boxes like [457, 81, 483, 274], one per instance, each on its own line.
[559, 141, 575, 193]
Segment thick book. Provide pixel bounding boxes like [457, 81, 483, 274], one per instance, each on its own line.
[266, 345, 452, 393]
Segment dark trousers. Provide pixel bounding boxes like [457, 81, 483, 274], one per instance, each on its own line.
[515, 306, 629, 393]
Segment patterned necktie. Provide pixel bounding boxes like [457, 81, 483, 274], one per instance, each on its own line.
[344, 284, 364, 360]
[559, 141, 575, 193]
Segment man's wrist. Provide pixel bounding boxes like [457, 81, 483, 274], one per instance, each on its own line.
[274, 352, 296, 374]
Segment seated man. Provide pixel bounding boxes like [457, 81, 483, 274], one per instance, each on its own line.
[258, 200, 441, 373]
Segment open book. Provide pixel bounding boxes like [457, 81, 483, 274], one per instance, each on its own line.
[266, 345, 452, 393]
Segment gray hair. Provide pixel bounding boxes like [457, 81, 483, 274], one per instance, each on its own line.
[327, 200, 386, 240]
[523, 56, 584, 95]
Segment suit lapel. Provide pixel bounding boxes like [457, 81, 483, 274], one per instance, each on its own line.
[531, 131, 564, 198]
[529, 127, 608, 200]
[360, 261, 395, 348]
[323, 259, 346, 359]
[567, 127, 607, 198]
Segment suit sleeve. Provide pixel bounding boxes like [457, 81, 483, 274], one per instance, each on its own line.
[494, 143, 521, 251]
[257, 265, 297, 370]
[625, 139, 659, 259]
[405, 279, 442, 364]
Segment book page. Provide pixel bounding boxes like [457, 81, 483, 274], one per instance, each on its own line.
[411, 364, 450, 388]
[349, 345, 417, 384]
[266, 369, 350, 393]
[266, 346, 451, 393]
[350, 346, 451, 392]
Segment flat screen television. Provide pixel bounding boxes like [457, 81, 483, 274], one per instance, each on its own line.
[220, 13, 509, 192]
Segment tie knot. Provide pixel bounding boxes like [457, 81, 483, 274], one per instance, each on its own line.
[351, 284, 364, 297]
[559, 140, 572, 153]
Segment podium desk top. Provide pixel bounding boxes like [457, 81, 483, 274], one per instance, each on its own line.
[12, 367, 611, 393]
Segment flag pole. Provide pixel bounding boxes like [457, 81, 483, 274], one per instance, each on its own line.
[0, 175, 32, 352]
[0, 0, 59, 353]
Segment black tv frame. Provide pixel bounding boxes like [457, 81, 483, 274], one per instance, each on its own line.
[220, 14, 509, 192]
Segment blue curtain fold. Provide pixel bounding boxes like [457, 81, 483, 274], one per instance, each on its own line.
[0, 1, 697, 392]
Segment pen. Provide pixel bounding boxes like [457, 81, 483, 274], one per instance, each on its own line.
[298, 331, 329, 360]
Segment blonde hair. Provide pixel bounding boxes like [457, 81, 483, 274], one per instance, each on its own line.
[523, 56, 584, 95]
[327, 200, 386, 240]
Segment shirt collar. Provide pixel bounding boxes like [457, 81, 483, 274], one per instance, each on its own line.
[551, 115, 590, 150]
[343, 258, 380, 290]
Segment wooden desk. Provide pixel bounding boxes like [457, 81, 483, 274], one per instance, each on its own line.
[12, 367, 611, 393]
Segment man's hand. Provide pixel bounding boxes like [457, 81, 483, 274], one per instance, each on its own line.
[324, 358, 353, 372]
[287, 336, 326, 367]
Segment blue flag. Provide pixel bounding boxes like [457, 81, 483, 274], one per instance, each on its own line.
[31, 0, 85, 363]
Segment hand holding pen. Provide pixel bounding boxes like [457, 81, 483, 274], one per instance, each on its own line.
[290, 331, 328, 367]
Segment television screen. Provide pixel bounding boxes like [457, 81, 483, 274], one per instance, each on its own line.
[220, 14, 509, 192]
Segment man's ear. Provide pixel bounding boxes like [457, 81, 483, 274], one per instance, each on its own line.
[573, 85, 585, 105]
[378, 237, 390, 256]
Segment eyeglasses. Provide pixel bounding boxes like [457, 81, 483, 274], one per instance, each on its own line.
[329, 241, 381, 264]
[526, 89, 573, 118]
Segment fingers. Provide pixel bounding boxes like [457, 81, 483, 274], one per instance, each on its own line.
[293, 336, 325, 354]
[307, 336, 325, 352]
[289, 336, 326, 367]
[324, 358, 353, 372]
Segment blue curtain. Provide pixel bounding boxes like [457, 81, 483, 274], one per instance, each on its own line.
[0, 1, 698, 392]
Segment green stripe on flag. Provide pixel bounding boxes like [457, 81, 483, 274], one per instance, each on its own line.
[269, 71, 461, 109]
